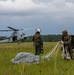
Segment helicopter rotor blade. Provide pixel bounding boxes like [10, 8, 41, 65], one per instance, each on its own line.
[22, 28, 35, 31]
[7, 26, 19, 31]
[0, 26, 35, 32]
[0, 30, 13, 32]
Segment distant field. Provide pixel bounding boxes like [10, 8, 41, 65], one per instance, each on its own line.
[0, 42, 74, 75]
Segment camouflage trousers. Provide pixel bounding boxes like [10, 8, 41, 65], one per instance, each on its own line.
[62, 46, 73, 59]
[35, 46, 41, 55]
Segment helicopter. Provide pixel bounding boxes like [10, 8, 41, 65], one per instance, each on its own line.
[0, 26, 34, 43]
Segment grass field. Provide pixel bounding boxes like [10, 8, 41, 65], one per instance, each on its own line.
[0, 42, 74, 75]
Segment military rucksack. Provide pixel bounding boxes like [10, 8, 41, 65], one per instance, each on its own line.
[71, 35, 74, 48]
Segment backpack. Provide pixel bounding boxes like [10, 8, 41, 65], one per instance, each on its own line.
[71, 35, 74, 48]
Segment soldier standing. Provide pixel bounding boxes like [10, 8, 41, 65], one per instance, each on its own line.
[33, 29, 43, 55]
[60, 30, 73, 59]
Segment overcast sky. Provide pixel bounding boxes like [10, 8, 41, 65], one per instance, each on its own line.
[0, 0, 74, 36]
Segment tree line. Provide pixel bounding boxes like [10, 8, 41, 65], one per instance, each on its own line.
[0, 36, 7, 40]
[26, 34, 62, 42]
[0, 35, 62, 42]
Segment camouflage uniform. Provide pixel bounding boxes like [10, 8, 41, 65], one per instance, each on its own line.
[62, 30, 73, 59]
[33, 32, 43, 55]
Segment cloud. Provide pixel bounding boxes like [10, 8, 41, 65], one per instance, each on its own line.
[0, 0, 74, 19]
[65, 0, 74, 3]
[33, 0, 52, 3]
[0, 0, 74, 35]
[0, 0, 35, 11]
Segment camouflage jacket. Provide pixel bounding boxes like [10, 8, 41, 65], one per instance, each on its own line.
[62, 35, 71, 46]
[33, 33, 43, 46]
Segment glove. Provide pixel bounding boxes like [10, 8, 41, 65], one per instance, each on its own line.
[59, 41, 64, 45]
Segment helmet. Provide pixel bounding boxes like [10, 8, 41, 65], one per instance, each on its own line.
[62, 30, 68, 35]
[62, 30, 68, 34]
[36, 28, 41, 32]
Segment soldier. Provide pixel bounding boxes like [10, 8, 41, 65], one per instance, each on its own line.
[33, 29, 43, 55]
[60, 30, 73, 59]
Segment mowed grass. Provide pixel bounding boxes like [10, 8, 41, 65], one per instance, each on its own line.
[0, 42, 74, 75]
